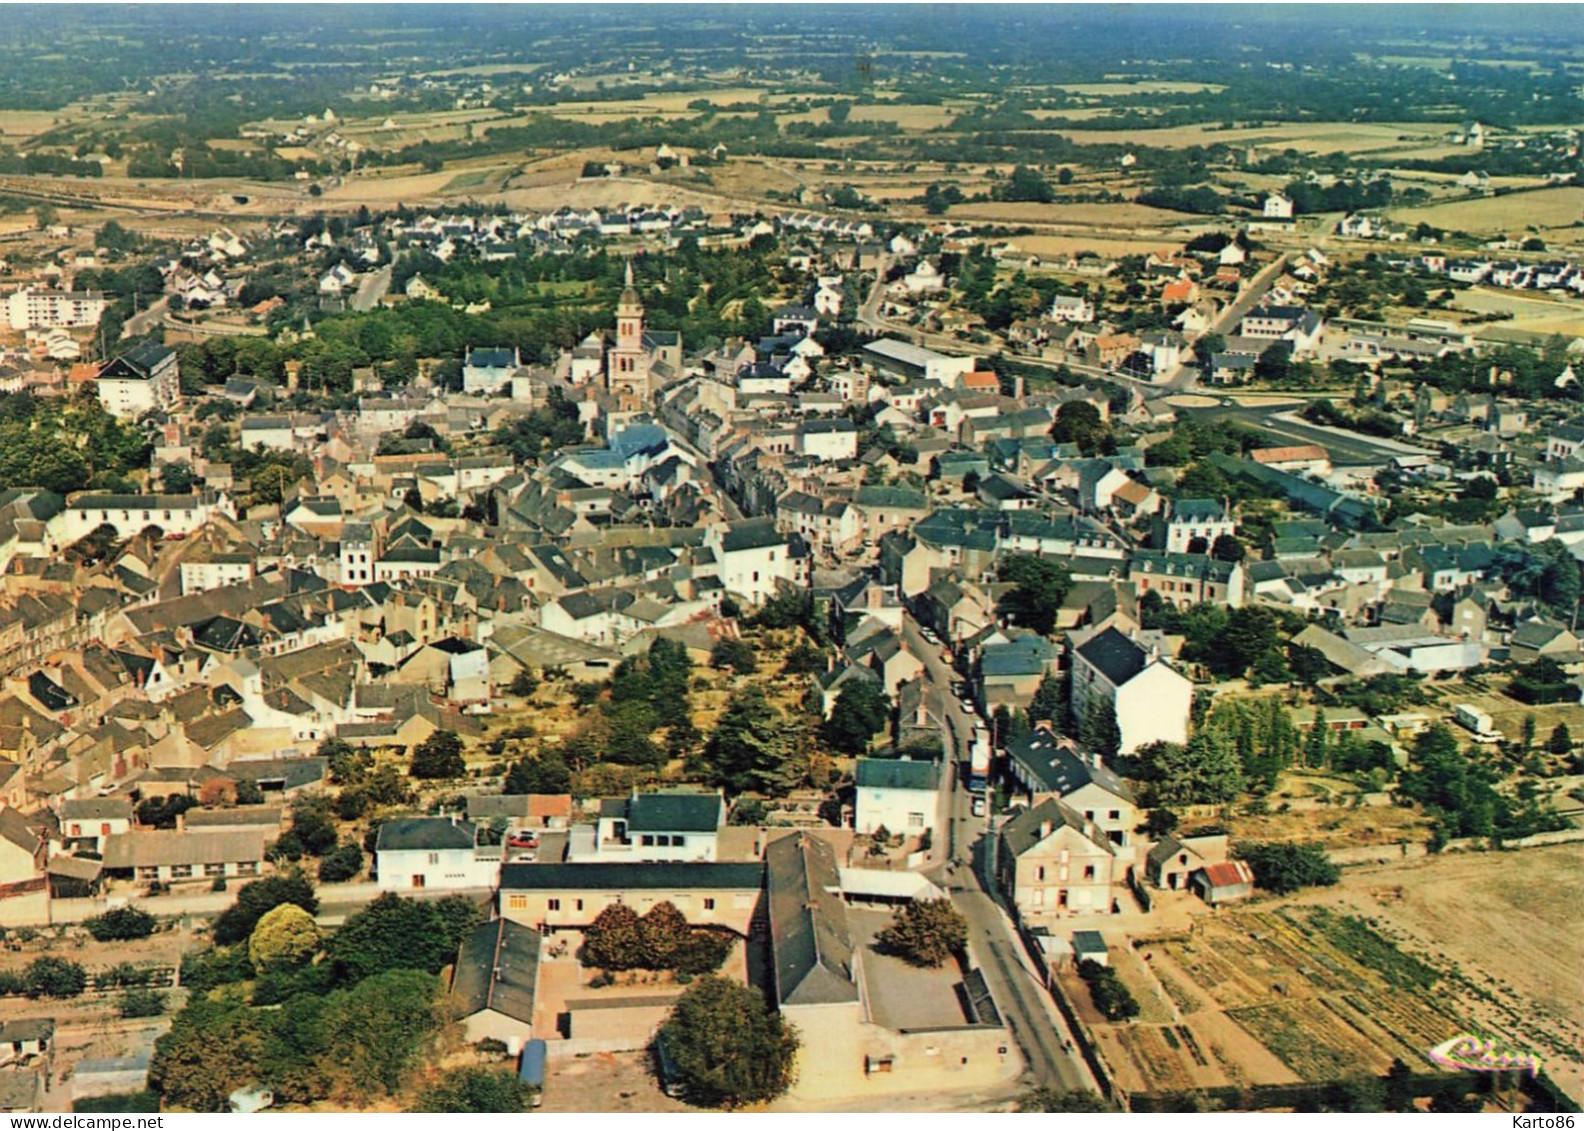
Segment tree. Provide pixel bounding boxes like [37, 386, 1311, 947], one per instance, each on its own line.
[321, 736, 370, 785]
[413, 1067, 534, 1113]
[329, 893, 483, 984]
[710, 637, 757, 675]
[410, 729, 465, 779]
[874, 898, 968, 967]
[85, 906, 156, 942]
[658, 976, 799, 1109]
[582, 902, 646, 971]
[508, 666, 540, 697]
[638, 901, 691, 969]
[248, 903, 322, 972]
[161, 461, 195, 493]
[1078, 695, 1122, 761]
[317, 843, 364, 883]
[996, 553, 1073, 635]
[323, 968, 441, 1098]
[1050, 401, 1111, 455]
[1287, 643, 1331, 686]
[1028, 673, 1064, 728]
[1140, 730, 1244, 806]
[823, 680, 891, 755]
[705, 685, 796, 795]
[503, 751, 571, 795]
[289, 797, 339, 856]
[1234, 841, 1340, 894]
[150, 997, 265, 1112]
[997, 165, 1055, 204]
[212, 874, 319, 946]
[23, 957, 85, 999]
[1077, 958, 1139, 1021]
[1549, 722, 1573, 755]
[1210, 534, 1245, 563]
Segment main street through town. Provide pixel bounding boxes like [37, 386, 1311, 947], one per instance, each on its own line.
[900, 615, 1099, 1096]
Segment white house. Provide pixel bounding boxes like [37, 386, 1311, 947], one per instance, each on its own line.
[58, 493, 226, 542]
[853, 757, 940, 838]
[1049, 294, 1095, 323]
[1160, 498, 1235, 555]
[1263, 193, 1294, 219]
[6, 288, 105, 331]
[96, 340, 179, 420]
[1070, 626, 1192, 754]
[374, 817, 500, 891]
[796, 418, 860, 462]
[574, 790, 726, 863]
[462, 346, 521, 395]
[702, 518, 799, 607]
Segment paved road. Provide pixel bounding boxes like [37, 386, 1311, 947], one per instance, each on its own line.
[1179, 399, 1436, 466]
[900, 614, 1097, 1095]
[122, 295, 169, 341]
[351, 261, 392, 313]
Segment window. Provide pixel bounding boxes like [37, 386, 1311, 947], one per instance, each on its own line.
[673, 835, 685, 847]
[1109, 810, 1120, 821]
[907, 813, 924, 828]
[547, 898, 561, 912]
[1083, 865, 1097, 881]
[1036, 866, 1045, 882]
[641, 835, 655, 847]
[237, 861, 258, 875]
[575, 899, 584, 912]
[171, 864, 193, 879]
[703, 898, 716, 911]
[507, 894, 527, 911]
[428, 852, 440, 865]
[137, 866, 159, 880]
[204, 862, 225, 877]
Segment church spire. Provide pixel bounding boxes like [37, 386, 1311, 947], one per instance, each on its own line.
[619, 258, 640, 308]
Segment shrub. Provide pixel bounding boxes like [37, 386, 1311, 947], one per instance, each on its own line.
[116, 988, 167, 1019]
[317, 843, 363, 883]
[85, 906, 156, 942]
[24, 956, 86, 999]
[0, 970, 25, 997]
[1236, 841, 1340, 894]
[1077, 959, 1139, 1022]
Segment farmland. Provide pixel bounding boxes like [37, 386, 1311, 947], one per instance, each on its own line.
[1387, 186, 1584, 234]
[1083, 843, 1584, 1102]
[1093, 904, 1471, 1093]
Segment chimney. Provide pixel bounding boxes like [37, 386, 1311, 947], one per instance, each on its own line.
[915, 701, 927, 726]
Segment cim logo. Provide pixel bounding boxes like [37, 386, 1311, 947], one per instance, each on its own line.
[1428, 1033, 1542, 1076]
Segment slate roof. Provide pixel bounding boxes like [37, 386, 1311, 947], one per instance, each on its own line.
[854, 757, 940, 791]
[101, 829, 263, 868]
[1005, 730, 1134, 801]
[765, 832, 858, 1007]
[999, 797, 1110, 858]
[498, 862, 764, 891]
[450, 917, 541, 1025]
[376, 817, 477, 852]
[623, 792, 724, 834]
[1074, 626, 1150, 685]
[719, 519, 786, 553]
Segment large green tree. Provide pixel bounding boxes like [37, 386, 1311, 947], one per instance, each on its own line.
[212, 874, 319, 947]
[328, 892, 483, 984]
[150, 997, 267, 1112]
[704, 685, 797, 795]
[659, 976, 799, 1109]
[822, 680, 891, 755]
[995, 554, 1073, 636]
[874, 898, 968, 968]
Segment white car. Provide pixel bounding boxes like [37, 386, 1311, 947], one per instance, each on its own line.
[971, 796, 986, 817]
[921, 627, 938, 644]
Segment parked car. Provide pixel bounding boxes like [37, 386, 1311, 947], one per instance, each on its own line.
[507, 831, 540, 850]
[971, 796, 986, 818]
